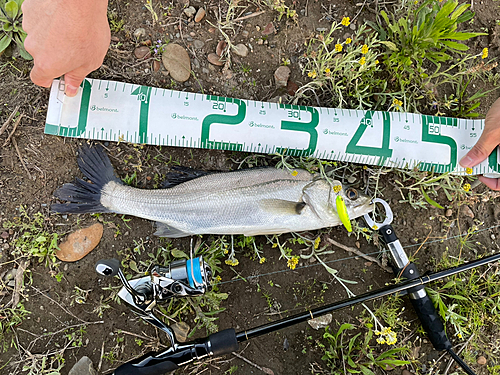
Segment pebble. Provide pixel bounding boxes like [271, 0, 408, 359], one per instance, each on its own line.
[287, 81, 299, 95]
[283, 337, 290, 351]
[133, 28, 146, 39]
[68, 356, 97, 375]
[262, 22, 275, 35]
[3, 268, 17, 282]
[110, 36, 120, 42]
[177, 0, 189, 6]
[192, 58, 200, 69]
[1, 231, 8, 239]
[161, 43, 192, 82]
[153, 60, 161, 72]
[274, 66, 291, 88]
[134, 46, 151, 59]
[208, 53, 224, 66]
[349, 23, 356, 30]
[256, 25, 261, 32]
[308, 314, 332, 330]
[202, 68, 210, 74]
[257, 39, 263, 45]
[402, 370, 414, 375]
[216, 40, 227, 56]
[233, 43, 248, 57]
[195, 7, 206, 22]
[242, 30, 249, 38]
[460, 205, 474, 219]
[316, 27, 328, 32]
[56, 223, 103, 262]
[186, 36, 193, 42]
[445, 208, 453, 217]
[347, 176, 356, 183]
[184, 6, 196, 17]
[194, 39, 204, 49]
[477, 356, 487, 365]
[171, 321, 190, 342]
[175, 33, 180, 38]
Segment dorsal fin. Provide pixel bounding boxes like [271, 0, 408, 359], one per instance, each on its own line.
[161, 166, 212, 188]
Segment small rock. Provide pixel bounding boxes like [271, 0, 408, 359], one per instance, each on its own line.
[316, 27, 328, 32]
[208, 53, 224, 66]
[347, 176, 356, 183]
[134, 46, 151, 59]
[189, 31, 196, 37]
[195, 7, 206, 22]
[349, 23, 356, 30]
[133, 28, 146, 39]
[161, 43, 191, 82]
[186, 36, 193, 42]
[153, 60, 161, 72]
[355, 241, 361, 249]
[364, 261, 372, 267]
[208, 27, 216, 33]
[177, 0, 189, 5]
[3, 268, 17, 282]
[233, 43, 248, 57]
[308, 256, 316, 263]
[402, 370, 414, 375]
[110, 36, 120, 42]
[216, 40, 227, 56]
[286, 80, 299, 96]
[257, 39, 263, 45]
[56, 223, 103, 262]
[68, 356, 97, 375]
[477, 356, 487, 365]
[262, 22, 275, 35]
[274, 66, 291, 88]
[1, 231, 9, 239]
[142, 39, 152, 46]
[256, 25, 261, 32]
[192, 58, 200, 69]
[308, 314, 332, 330]
[184, 6, 196, 17]
[242, 30, 249, 38]
[460, 205, 474, 219]
[445, 208, 453, 217]
[283, 337, 290, 351]
[202, 68, 210, 74]
[171, 321, 190, 342]
[194, 39, 204, 49]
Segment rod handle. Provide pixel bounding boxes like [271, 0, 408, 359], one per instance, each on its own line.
[209, 328, 239, 355]
[409, 293, 451, 351]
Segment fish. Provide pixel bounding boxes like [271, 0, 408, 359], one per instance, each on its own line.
[52, 144, 373, 238]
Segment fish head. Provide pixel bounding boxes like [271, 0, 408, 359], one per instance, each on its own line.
[337, 183, 373, 219]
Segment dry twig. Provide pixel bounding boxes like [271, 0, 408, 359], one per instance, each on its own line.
[0, 105, 20, 137]
[3, 113, 23, 146]
[12, 137, 32, 179]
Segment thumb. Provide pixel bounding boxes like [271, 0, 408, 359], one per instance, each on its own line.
[459, 134, 499, 168]
[63, 71, 87, 97]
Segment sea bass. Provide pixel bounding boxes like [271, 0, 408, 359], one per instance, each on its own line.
[52, 144, 373, 237]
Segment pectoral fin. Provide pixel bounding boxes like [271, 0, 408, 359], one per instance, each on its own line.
[154, 222, 194, 238]
[259, 199, 306, 215]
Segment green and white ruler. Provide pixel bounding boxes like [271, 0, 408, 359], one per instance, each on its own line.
[45, 78, 500, 177]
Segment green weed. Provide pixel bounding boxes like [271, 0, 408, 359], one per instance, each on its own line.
[0, 0, 31, 59]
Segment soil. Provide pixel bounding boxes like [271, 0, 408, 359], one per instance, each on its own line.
[1, 0, 500, 374]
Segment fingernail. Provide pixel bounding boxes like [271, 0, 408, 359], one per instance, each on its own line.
[459, 154, 475, 168]
[65, 84, 79, 97]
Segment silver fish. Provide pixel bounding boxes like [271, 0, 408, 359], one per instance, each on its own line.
[52, 144, 373, 237]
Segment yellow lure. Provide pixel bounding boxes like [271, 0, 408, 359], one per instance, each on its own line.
[336, 195, 352, 232]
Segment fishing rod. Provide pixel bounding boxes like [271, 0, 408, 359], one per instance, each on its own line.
[96, 250, 500, 375]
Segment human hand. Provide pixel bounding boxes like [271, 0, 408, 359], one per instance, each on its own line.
[459, 97, 500, 190]
[22, 0, 110, 97]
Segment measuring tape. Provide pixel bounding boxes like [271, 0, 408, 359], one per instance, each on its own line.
[45, 79, 500, 177]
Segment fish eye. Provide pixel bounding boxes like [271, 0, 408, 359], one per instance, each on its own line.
[345, 188, 359, 200]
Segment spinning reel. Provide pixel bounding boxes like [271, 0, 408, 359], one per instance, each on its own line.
[95, 256, 212, 347]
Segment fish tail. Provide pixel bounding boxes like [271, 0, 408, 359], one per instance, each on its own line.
[51, 143, 122, 214]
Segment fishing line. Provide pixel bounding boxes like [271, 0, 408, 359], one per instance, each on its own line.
[216, 222, 500, 287]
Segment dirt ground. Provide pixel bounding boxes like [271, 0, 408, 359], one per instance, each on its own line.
[1, 0, 500, 374]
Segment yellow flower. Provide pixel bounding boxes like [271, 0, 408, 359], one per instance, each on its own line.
[325, 68, 331, 74]
[332, 184, 342, 193]
[225, 258, 239, 266]
[272, 243, 278, 248]
[466, 167, 473, 175]
[259, 257, 266, 264]
[375, 59, 379, 64]
[361, 44, 368, 54]
[307, 70, 317, 79]
[393, 98, 403, 110]
[287, 256, 299, 270]
[291, 170, 298, 176]
[463, 183, 471, 192]
[341, 17, 350, 26]
[482, 48, 488, 59]
[414, 0, 418, 3]
[359, 57, 366, 65]
[345, 38, 352, 44]
[335, 43, 343, 52]
[314, 236, 321, 249]
[215, 275, 222, 282]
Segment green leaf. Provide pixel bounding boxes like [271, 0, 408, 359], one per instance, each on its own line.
[5, 0, 18, 19]
[445, 31, 487, 40]
[380, 41, 398, 51]
[358, 364, 376, 375]
[171, 249, 189, 259]
[0, 33, 12, 53]
[420, 187, 444, 209]
[450, 3, 469, 20]
[441, 40, 468, 51]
